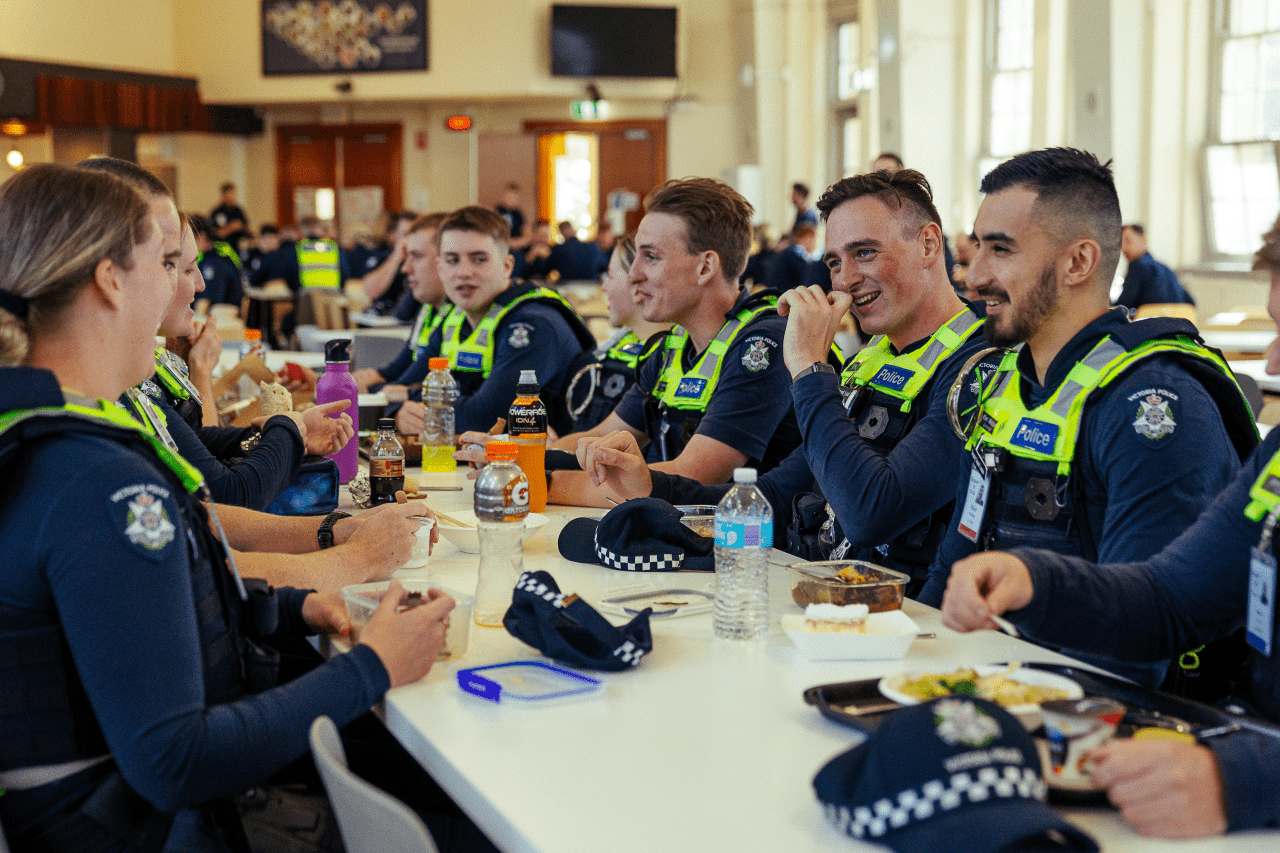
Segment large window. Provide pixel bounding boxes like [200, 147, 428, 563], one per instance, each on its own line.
[831, 18, 867, 179]
[987, 0, 1034, 158]
[1207, 0, 1280, 257]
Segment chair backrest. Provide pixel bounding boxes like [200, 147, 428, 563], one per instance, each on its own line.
[1234, 371, 1265, 419]
[350, 330, 411, 374]
[1134, 302, 1198, 324]
[309, 716, 440, 853]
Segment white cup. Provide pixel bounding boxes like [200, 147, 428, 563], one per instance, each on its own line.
[401, 517, 436, 570]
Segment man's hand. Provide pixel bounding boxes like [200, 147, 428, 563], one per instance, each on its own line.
[301, 592, 352, 636]
[939, 552, 1035, 633]
[299, 400, 355, 456]
[339, 497, 421, 579]
[577, 431, 653, 497]
[1089, 740, 1228, 838]
[352, 367, 383, 393]
[358, 582, 455, 687]
[395, 400, 425, 436]
[778, 286, 853, 377]
[333, 499, 439, 551]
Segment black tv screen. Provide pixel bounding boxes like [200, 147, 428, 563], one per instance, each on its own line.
[551, 4, 677, 79]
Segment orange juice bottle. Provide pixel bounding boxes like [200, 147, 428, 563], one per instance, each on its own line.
[508, 369, 547, 512]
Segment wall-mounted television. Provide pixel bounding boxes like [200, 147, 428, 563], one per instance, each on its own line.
[551, 4, 678, 79]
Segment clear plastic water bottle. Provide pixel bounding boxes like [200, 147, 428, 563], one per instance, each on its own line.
[240, 328, 268, 361]
[368, 418, 404, 505]
[472, 440, 530, 627]
[713, 468, 773, 640]
[422, 357, 458, 472]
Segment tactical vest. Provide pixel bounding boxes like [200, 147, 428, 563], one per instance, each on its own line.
[412, 301, 455, 361]
[566, 330, 663, 433]
[796, 309, 984, 586]
[438, 282, 595, 397]
[964, 324, 1258, 560]
[296, 239, 340, 289]
[214, 240, 243, 270]
[0, 383, 269, 775]
[644, 292, 783, 463]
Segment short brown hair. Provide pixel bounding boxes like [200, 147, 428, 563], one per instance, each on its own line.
[643, 177, 754, 281]
[0, 163, 153, 364]
[816, 169, 942, 238]
[441, 205, 510, 250]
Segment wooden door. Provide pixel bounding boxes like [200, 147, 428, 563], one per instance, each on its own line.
[275, 126, 337, 226]
[274, 123, 401, 239]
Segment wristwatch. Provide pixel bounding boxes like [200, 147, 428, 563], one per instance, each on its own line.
[793, 362, 837, 381]
[317, 511, 352, 549]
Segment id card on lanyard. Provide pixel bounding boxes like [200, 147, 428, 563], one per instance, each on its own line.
[1248, 505, 1279, 656]
[958, 444, 999, 543]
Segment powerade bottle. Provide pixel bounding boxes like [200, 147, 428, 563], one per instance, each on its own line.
[713, 468, 773, 640]
[508, 369, 548, 512]
[314, 338, 359, 483]
[422, 357, 458, 472]
[368, 418, 405, 505]
[473, 441, 530, 627]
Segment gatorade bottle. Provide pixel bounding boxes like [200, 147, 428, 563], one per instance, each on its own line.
[508, 369, 548, 512]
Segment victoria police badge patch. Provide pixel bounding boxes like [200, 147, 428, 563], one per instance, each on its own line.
[1131, 391, 1177, 441]
[508, 323, 533, 349]
[111, 483, 176, 556]
[741, 339, 771, 372]
[934, 698, 1002, 748]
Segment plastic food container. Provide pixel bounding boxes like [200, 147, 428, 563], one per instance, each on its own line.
[674, 505, 716, 538]
[456, 661, 603, 704]
[786, 561, 908, 611]
[341, 580, 473, 660]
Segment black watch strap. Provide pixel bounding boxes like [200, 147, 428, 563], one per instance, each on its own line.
[317, 511, 352, 549]
[793, 361, 837, 381]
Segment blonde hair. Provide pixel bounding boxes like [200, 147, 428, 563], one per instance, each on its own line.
[0, 163, 153, 365]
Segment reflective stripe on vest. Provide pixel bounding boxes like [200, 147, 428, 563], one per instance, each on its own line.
[653, 300, 778, 412]
[439, 287, 579, 376]
[967, 335, 1241, 476]
[215, 241, 243, 270]
[1245, 447, 1280, 522]
[839, 307, 984, 414]
[605, 331, 644, 368]
[414, 302, 455, 353]
[0, 395, 205, 495]
[296, 239, 340, 289]
[152, 348, 202, 404]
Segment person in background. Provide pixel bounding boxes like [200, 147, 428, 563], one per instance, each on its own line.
[595, 221, 617, 257]
[937, 217, 1280, 841]
[532, 220, 608, 282]
[742, 223, 779, 287]
[359, 210, 419, 317]
[245, 222, 280, 276]
[0, 162, 468, 853]
[791, 181, 818, 233]
[1115, 222, 1196, 312]
[872, 151, 905, 173]
[191, 212, 243, 308]
[951, 230, 986, 316]
[766, 222, 820, 292]
[514, 218, 552, 281]
[392, 205, 595, 437]
[250, 214, 354, 340]
[210, 180, 249, 245]
[494, 181, 531, 250]
[919, 148, 1257, 690]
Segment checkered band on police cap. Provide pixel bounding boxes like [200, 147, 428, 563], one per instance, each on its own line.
[593, 525, 685, 571]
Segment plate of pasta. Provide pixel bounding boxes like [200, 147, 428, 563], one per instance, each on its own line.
[879, 664, 1083, 730]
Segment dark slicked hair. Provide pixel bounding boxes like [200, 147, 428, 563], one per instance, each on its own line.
[1123, 223, 1145, 236]
[980, 148, 1123, 285]
[816, 169, 942, 239]
[441, 205, 511, 251]
[644, 177, 754, 282]
[792, 182, 810, 198]
[78, 157, 172, 199]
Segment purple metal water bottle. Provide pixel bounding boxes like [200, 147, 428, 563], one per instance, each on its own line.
[314, 338, 359, 482]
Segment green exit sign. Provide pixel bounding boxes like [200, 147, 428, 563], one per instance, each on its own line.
[571, 100, 603, 120]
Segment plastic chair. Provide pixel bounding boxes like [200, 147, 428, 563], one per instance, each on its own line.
[1234, 372, 1265, 419]
[309, 716, 440, 853]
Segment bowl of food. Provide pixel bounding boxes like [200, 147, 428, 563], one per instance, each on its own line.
[433, 510, 550, 554]
[879, 664, 1083, 730]
[674, 505, 716, 538]
[787, 560, 908, 611]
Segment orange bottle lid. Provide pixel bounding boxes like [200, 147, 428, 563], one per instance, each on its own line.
[429, 357, 449, 370]
[485, 440, 518, 461]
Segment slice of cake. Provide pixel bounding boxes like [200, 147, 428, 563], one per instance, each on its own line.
[804, 602, 870, 633]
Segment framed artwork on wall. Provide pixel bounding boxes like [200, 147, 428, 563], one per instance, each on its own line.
[262, 0, 428, 75]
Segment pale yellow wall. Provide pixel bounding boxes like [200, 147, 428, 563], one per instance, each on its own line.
[0, 0, 177, 73]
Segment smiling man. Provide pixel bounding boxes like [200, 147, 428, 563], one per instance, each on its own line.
[547, 177, 802, 507]
[393, 205, 595, 437]
[918, 148, 1257, 688]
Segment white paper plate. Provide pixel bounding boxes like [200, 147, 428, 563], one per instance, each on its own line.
[879, 665, 1083, 730]
[780, 609, 920, 661]
[434, 511, 549, 554]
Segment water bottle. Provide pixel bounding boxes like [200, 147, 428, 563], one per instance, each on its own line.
[713, 468, 773, 640]
[508, 369, 547, 512]
[422, 357, 458, 472]
[368, 418, 405, 505]
[240, 328, 267, 361]
[314, 338, 359, 482]
[473, 440, 530, 627]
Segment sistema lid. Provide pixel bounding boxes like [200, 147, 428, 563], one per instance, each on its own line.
[324, 338, 351, 363]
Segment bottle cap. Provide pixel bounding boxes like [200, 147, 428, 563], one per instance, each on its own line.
[377, 418, 395, 431]
[485, 440, 518, 461]
[429, 357, 449, 370]
[324, 338, 351, 363]
[244, 329, 262, 341]
[516, 368, 540, 396]
[732, 467, 758, 484]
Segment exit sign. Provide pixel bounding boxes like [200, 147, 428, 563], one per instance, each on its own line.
[571, 99, 607, 120]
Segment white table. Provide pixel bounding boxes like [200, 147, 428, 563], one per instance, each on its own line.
[347, 470, 1280, 853]
[1230, 358, 1280, 394]
[1201, 330, 1277, 354]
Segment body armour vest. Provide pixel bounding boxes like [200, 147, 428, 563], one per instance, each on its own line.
[566, 330, 663, 433]
[412, 301, 455, 361]
[296, 239, 340, 289]
[963, 320, 1258, 560]
[0, 375, 270, 772]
